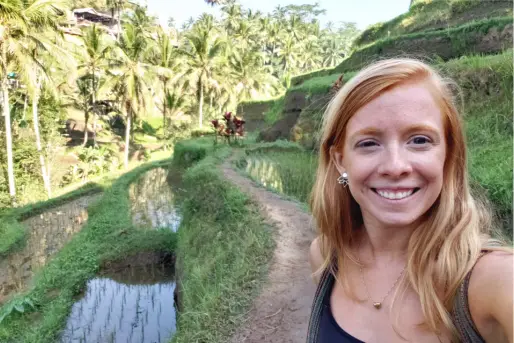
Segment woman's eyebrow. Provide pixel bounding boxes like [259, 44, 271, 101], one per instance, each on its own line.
[349, 127, 382, 140]
[403, 124, 440, 136]
[349, 124, 440, 140]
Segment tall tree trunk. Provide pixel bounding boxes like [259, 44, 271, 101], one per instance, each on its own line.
[32, 85, 51, 198]
[92, 71, 97, 147]
[198, 75, 203, 129]
[209, 94, 213, 117]
[1, 53, 16, 204]
[117, 7, 121, 41]
[162, 80, 167, 136]
[23, 94, 28, 120]
[124, 108, 131, 169]
[83, 110, 89, 146]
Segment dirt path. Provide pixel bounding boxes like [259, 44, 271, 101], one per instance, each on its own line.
[221, 154, 317, 343]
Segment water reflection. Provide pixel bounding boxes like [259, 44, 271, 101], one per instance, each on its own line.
[129, 168, 181, 231]
[240, 157, 284, 193]
[0, 194, 101, 304]
[60, 263, 176, 343]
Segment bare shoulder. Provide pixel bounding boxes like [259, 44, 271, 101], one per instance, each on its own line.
[309, 236, 325, 285]
[468, 251, 513, 342]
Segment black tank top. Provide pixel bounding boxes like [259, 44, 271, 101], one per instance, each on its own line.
[319, 281, 365, 343]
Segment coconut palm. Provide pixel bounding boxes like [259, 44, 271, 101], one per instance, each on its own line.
[179, 27, 226, 129]
[0, 0, 66, 203]
[228, 48, 277, 102]
[205, 0, 228, 5]
[19, 33, 75, 198]
[148, 29, 182, 135]
[321, 37, 345, 67]
[105, 22, 154, 168]
[301, 38, 322, 71]
[277, 36, 301, 87]
[107, 0, 125, 40]
[78, 24, 113, 145]
[221, 2, 242, 33]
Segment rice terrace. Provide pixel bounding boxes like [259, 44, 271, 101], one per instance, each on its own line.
[0, 0, 511, 342]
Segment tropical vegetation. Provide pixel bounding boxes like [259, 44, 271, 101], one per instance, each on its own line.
[0, 0, 360, 207]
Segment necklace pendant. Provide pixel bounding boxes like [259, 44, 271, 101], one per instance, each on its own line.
[373, 302, 382, 309]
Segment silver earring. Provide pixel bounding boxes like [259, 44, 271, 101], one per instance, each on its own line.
[337, 172, 348, 187]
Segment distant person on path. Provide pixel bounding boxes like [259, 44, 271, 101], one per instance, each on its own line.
[306, 58, 513, 343]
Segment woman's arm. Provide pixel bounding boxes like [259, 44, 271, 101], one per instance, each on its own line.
[468, 251, 513, 343]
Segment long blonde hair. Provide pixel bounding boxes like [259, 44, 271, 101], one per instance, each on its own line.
[309, 58, 505, 338]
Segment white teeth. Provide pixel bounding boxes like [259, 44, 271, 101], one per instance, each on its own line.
[377, 189, 414, 200]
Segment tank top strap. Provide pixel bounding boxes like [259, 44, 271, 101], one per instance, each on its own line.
[452, 251, 490, 343]
[306, 261, 336, 343]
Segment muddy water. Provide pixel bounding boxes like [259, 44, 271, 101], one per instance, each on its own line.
[61, 167, 182, 343]
[129, 167, 182, 231]
[0, 193, 102, 304]
[60, 261, 176, 343]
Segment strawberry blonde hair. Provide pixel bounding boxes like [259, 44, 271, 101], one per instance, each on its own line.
[309, 58, 507, 339]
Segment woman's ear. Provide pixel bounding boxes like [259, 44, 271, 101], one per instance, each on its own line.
[329, 145, 347, 176]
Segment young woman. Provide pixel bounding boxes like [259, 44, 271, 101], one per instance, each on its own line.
[307, 58, 513, 343]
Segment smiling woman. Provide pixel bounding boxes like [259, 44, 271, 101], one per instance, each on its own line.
[307, 59, 513, 343]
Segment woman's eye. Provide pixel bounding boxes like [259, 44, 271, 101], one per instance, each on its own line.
[357, 140, 378, 148]
[410, 136, 431, 145]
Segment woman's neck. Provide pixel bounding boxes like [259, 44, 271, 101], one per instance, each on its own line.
[357, 221, 414, 265]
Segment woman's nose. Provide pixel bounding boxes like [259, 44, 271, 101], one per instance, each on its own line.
[377, 145, 413, 178]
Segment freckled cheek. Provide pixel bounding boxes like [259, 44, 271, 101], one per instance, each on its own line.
[412, 153, 445, 182]
[346, 161, 377, 190]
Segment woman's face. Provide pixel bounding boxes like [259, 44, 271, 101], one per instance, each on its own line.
[333, 82, 447, 229]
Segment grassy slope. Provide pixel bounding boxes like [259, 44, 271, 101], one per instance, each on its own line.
[355, 0, 512, 47]
[0, 159, 177, 342]
[171, 139, 274, 343]
[335, 16, 512, 73]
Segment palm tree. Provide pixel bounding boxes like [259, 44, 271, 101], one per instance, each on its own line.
[321, 37, 345, 67]
[179, 27, 226, 129]
[205, 0, 228, 5]
[277, 36, 301, 87]
[233, 20, 259, 51]
[148, 29, 181, 135]
[107, 0, 126, 40]
[106, 22, 153, 168]
[163, 87, 188, 120]
[0, 0, 66, 203]
[228, 48, 277, 102]
[78, 24, 113, 146]
[287, 15, 305, 42]
[221, 2, 242, 33]
[301, 38, 322, 71]
[20, 34, 74, 199]
[181, 16, 195, 31]
[272, 5, 287, 21]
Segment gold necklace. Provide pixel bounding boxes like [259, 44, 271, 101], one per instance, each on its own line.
[358, 260, 406, 310]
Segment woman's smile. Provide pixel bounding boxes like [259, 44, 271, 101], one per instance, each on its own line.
[372, 187, 420, 201]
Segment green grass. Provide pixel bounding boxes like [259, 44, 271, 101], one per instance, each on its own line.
[171, 140, 274, 343]
[172, 137, 216, 168]
[290, 68, 336, 87]
[236, 143, 317, 205]
[238, 94, 285, 108]
[0, 159, 177, 342]
[355, 0, 511, 47]
[336, 16, 513, 73]
[290, 71, 357, 95]
[263, 96, 286, 124]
